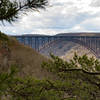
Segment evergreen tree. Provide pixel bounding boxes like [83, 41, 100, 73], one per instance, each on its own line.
[0, 0, 48, 23]
[1, 54, 100, 100]
[42, 53, 100, 100]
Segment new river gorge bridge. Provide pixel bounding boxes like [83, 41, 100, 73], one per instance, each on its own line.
[14, 35, 100, 58]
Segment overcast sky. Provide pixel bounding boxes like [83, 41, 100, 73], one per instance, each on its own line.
[1, 0, 100, 35]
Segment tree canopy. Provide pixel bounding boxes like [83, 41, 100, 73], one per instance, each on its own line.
[41, 53, 100, 100]
[0, 54, 100, 100]
[0, 0, 48, 23]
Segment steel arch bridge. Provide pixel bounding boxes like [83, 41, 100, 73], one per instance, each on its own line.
[14, 35, 100, 58]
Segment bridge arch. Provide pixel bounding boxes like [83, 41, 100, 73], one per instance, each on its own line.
[39, 38, 97, 57]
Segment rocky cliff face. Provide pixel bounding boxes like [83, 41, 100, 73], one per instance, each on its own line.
[61, 45, 96, 61]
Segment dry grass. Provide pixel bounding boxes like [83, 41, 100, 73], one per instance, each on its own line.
[0, 35, 57, 79]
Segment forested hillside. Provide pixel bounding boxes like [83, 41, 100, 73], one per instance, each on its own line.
[0, 32, 54, 79]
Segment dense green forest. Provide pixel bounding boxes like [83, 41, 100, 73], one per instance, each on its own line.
[0, 53, 100, 100]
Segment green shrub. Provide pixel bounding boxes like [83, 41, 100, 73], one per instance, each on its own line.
[42, 53, 100, 100]
[0, 32, 9, 41]
[1, 54, 100, 100]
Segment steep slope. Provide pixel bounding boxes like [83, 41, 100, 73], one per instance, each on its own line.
[0, 32, 54, 79]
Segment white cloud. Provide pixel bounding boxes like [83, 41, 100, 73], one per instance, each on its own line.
[1, 0, 100, 35]
[90, 0, 100, 7]
[82, 17, 100, 26]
